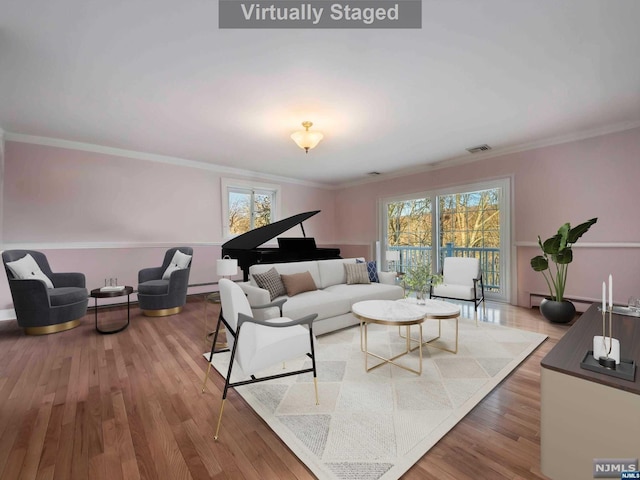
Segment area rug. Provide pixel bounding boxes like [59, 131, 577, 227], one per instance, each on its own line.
[206, 318, 547, 480]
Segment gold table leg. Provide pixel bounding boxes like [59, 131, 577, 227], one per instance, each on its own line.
[415, 317, 459, 354]
[362, 321, 423, 375]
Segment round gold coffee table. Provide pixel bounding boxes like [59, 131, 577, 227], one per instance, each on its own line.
[352, 300, 426, 375]
[399, 298, 461, 354]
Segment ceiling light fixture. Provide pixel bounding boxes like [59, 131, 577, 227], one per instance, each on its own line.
[291, 121, 324, 153]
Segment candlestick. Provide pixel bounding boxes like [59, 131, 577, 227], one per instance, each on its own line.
[602, 281, 606, 312]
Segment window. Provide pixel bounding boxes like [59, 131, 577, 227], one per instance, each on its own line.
[221, 178, 280, 238]
[382, 178, 511, 302]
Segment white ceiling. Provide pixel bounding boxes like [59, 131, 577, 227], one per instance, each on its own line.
[2, 0, 640, 186]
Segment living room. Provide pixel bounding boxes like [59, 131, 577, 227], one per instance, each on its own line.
[2, 125, 639, 314]
[1, 1, 640, 479]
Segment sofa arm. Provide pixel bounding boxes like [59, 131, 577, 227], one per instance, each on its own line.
[378, 271, 397, 285]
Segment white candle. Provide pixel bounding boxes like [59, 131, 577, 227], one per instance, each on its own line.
[609, 274, 613, 308]
[602, 281, 606, 312]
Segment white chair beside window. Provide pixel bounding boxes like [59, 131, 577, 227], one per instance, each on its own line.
[202, 278, 319, 440]
[430, 257, 485, 322]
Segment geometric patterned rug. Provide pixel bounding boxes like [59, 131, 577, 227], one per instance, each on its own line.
[207, 318, 547, 480]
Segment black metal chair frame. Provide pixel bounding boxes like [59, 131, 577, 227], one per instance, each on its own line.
[201, 297, 318, 440]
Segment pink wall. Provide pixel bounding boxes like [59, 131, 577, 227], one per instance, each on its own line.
[334, 127, 640, 308]
[3, 128, 639, 313]
[1, 142, 337, 310]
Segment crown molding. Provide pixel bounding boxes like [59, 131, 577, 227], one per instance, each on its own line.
[3, 132, 333, 190]
[336, 120, 640, 189]
[5, 119, 640, 191]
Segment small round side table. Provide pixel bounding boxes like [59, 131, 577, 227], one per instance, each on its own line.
[90, 286, 134, 334]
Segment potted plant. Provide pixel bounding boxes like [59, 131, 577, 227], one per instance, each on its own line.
[403, 263, 442, 304]
[530, 217, 598, 323]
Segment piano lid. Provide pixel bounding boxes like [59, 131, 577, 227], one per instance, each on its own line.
[221, 210, 321, 251]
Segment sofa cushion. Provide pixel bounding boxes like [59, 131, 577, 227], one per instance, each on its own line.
[324, 282, 404, 305]
[252, 267, 286, 300]
[432, 283, 475, 300]
[279, 290, 351, 322]
[344, 263, 370, 285]
[6, 253, 54, 289]
[138, 279, 170, 295]
[249, 261, 321, 288]
[316, 258, 361, 289]
[281, 271, 317, 296]
[49, 287, 88, 306]
[357, 259, 379, 283]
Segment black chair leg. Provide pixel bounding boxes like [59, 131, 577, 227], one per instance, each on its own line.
[201, 314, 226, 393]
[214, 326, 242, 440]
[308, 325, 319, 405]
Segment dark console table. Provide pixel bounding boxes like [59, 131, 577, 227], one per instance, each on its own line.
[540, 302, 640, 479]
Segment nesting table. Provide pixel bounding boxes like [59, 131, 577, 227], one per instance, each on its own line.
[352, 298, 462, 375]
[352, 300, 426, 375]
[399, 298, 461, 354]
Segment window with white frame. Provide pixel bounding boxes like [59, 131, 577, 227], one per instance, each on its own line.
[221, 178, 280, 238]
[381, 178, 511, 302]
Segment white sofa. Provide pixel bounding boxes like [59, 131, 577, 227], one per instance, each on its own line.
[238, 258, 404, 335]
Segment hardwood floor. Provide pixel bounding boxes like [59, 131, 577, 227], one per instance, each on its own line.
[0, 296, 570, 479]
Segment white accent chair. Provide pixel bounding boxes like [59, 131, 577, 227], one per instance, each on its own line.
[203, 278, 319, 440]
[430, 257, 485, 319]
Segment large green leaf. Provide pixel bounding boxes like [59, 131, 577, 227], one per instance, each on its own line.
[552, 248, 573, 264]
[530, 255, 549, 271]
[567, 217, 598, 244]
[557, 223, 570, 250]
[542, 234, 562, 255]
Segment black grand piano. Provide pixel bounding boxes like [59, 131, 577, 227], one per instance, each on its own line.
[221, 210, 341, 281]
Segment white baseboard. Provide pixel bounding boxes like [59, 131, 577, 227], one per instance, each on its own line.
[0, 309, 16, 322]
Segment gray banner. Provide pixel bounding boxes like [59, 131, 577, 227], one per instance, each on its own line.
[593, 458, 638, 478]
[219, 0, 422, 29]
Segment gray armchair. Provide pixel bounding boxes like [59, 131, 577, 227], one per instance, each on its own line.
[137, 247, 193, 316]
[2, 250, 88, 335]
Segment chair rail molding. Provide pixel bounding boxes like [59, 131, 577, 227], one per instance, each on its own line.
[1, 241, 222, 251]
[515, 241, 640, 248]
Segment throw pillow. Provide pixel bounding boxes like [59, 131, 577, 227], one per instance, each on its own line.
[252, 267, 287, 300]
[344, 263, 371, 285]
[280, 271, 317, 297]
[356, 259, 379, 282]
[6, 253, 55, 289]
[162, 250, 192, 280]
